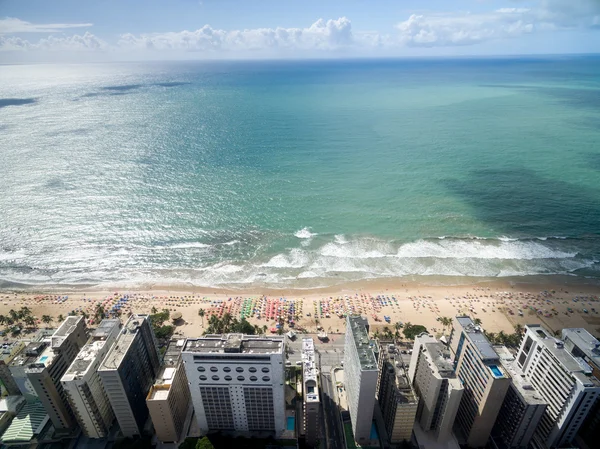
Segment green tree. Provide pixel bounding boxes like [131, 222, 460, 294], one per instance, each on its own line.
[24, 316, 36, 328]
[58, 314, 64, 322]
[198, 309, 205, 327]
[41, 315, 53, 326]
[8, 309, 18, 323]
[440, 317, 453, 333]
[19, 307, 32, 318]
[473, 318, 482, 326]
[151, 306, 158, 314]
[196, 436, 215, 449]
[514, 324, 524, 335]
[402, 323, 428, 340]
[155, 325, 175, 339]
[0, 315, 6, 326]
[262, 325, 268, 335]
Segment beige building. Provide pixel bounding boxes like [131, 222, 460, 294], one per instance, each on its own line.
[146, 339, 191, 443]
[409, 334, 463, 443]
[449, 316, 510, 448]
[25, 316, 88, 434]
[302, 338, 320, 447]
[377, 341, 419, 444]
[61, 319, 121, 438]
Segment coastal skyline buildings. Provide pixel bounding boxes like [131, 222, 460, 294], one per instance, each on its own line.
[515, 324, 600, 448]
[97, 314, 161, 438]
[449, 316, 510, 448]
[61, 319, 121, 438]
[25, 316, 87, 433]
[344, 316, 378, 444]
[408, 333, 463, 443]
[181, 333, 286, 436]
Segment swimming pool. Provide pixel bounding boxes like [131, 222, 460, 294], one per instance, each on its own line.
[489, 365, 502, 377]
[286, 416, 295, 431]
[39, 356, 48, 363]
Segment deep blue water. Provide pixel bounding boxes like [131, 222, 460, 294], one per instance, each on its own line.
[1, 56, 600, 289]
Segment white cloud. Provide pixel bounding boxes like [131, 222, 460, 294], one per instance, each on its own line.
[117, 17, 355, 53]
[0, 32, 107, 51]
[395, 0, 600, 47]
[0, 17, 92, 34]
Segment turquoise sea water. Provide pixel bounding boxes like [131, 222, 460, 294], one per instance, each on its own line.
[1, 57, 600, 289]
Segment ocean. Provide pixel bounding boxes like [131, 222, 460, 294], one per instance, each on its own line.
[1, 56, 600, 290]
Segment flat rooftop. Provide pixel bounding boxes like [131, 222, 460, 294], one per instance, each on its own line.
[526, 325, 600, 387]
[347, 316, 377, 370]
[25, 344, 57, 374]
[456, 316, 499, 361]
[92, 319, 121, 340]
[163, 339, 185, 366]
[302, 338, 319, 403]
[52, 316, 83, 349]
[147, 366, 177, 401]
[494, 345, 546, 405]
[9, 341, 48, 368]
[561, 328, 600, 369]
[98, 315, 149, 371]
[382, 350, 418, 404]
[183, 334, 283, 355]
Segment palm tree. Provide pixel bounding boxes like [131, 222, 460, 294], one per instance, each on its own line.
[41, 315, 53, 326]
[373, 330, 381, 340]
[151, 306, 157, 314]
[19, 307, 32, 318]
[0, 315, 6, 326]
[383, 326, 393, 340]
[8, 309, 18, 323]
[498, 331, 507, 345]
[57, 314, 64, 322]
[23, 316, 36, 328]
[440, 317, 453, 333]
[95, 305, 105, 321]
[262, 325, 268, 335]
[473, 318, 482, 326]
[198, 309, 205, 327]
[514, 324, 524, 335]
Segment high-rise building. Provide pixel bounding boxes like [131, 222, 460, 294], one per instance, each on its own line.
[9, 340, 49, 401]
[449, 316, 510, 448]
[561, 328, 600, 449]
[491, 345, 547, 449]
[25, 316, 88, 433]
[146, 339, 191, 443]
[181, 334, 286, 436]
[515, 325, 600, 448]
[61, 319, 121, 438]
[98, 314, 160, 438]
[377, 342, 419, 444]
[343, 316, 378, 444]
[301, 338, 319, 447]
[408, 333, 463, 443]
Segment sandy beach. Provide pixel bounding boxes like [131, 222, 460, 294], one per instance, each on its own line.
[1, 279, 599, 340]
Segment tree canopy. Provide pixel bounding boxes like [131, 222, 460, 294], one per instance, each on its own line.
[402, 323, 428, 340]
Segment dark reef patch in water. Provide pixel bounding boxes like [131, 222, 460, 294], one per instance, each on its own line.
[0, 98, 37, 109]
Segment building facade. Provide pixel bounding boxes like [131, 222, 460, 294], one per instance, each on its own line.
[301, 338, 319, 447]
[449, 316, 510, 448]
[181, 334, 285, 436]
[344, 316, 378, 444]
[0, 341, 26, 396]
[408, 333, 463, 443]
[377, 342, 419, 444]
[25, 316, 88, 433]
[61, 319, 121, 438]
[491, 345, 547, 449]
[515, 325, 600, 448]
[98, 314, 160, 438]
[9, 340, 49, 401]
[146, 339, 191, 443]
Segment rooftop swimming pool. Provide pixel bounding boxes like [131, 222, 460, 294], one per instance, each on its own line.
[489, 365, 503, 377]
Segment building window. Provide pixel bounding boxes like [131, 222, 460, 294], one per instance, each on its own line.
[224, 375, 232, 381]
[262, 367, 270, 373]
[238, 376, 245, 381]
[236, 367, 244, 373]
[212, 375, 219, 381]
[199, 375, 207, 381]
[210, 367, 218, 372]
[223, 367, 231, 372]
[249, 367, 257, 373]
[262, 376, 270, 382]
[197, 367, 205, 372]
[250, 376, 257, 381]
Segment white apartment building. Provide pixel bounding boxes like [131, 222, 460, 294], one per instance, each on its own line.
[449, 316, 511, 448]
[516, 325, 600, 448]
[491, 345, 547, 449]
[61, 319, 121, 438]
[98, 314, 161, 438]
[302, 338, 319, 447]
[344, 316, 378, 444]
[409, 333, 463, 443]
[181, 334, 285, 436]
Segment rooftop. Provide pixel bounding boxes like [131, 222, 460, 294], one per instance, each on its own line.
[561, 328, 600, 370]
[381, 349, 418, 404]
[183, 334, 284, 355]
[147, 367, 177, 401]
[9, 341, 48, 368]
[63, 320, 121, 381]
[347, 316, 377, 370]
[0, 400, 48, 443]
[98, 314, 149, 371]
[423, 342, 455, 377]
[456, 316, 499, 361]
[526, 325, 600, 387]
[52, 316, 83, 349]
[494, 345, 546, 405]
[302, 338, 319, 403]
[25, 343, 58, 374]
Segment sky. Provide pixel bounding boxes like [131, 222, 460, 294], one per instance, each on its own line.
[0, 0, 599, 62]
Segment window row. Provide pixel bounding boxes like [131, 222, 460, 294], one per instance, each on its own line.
[199, 375, 271, 382]
[197, 366, 270, 373]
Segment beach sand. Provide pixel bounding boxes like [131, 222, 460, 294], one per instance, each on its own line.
[1, 279, 599, 340]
